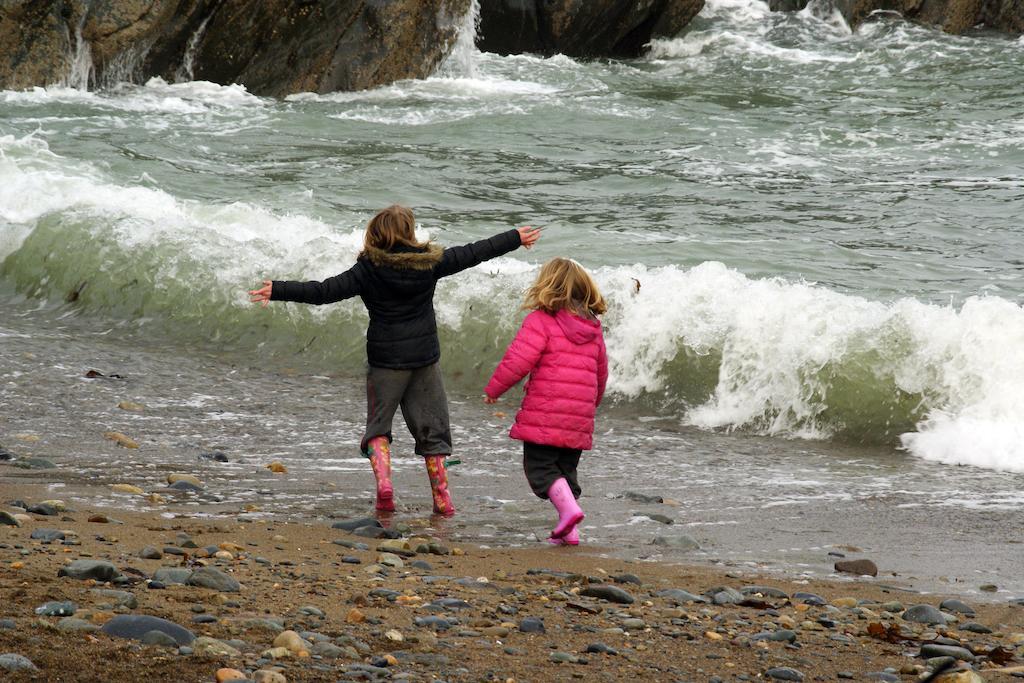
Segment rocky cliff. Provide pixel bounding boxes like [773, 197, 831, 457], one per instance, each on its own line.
[768, 0, 1024, 34]
[0, 0, 470, 96]
[477, 0, 706, 58]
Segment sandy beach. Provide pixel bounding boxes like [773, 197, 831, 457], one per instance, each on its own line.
[1, 465, 1023, 683]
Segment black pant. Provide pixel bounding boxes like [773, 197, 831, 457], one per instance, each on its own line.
[523, 442, 582, 500]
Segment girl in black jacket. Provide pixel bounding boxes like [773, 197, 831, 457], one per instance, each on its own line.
[250, 205, 541, 516]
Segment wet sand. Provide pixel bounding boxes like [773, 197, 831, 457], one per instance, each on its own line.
[1, 471, 1023, 682]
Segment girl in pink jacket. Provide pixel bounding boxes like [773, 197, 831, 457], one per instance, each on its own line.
[484, 258, 608, 545]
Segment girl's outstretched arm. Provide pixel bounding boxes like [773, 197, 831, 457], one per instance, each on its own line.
[259, 263, 366, 306]
[484, 311, 548, 400]
[435, 226, 541, 279]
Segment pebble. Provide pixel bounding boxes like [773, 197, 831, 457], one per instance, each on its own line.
[656, 588, 708, 604]
[141, 630, 180, 647]
[550, 652, 580, 664]
[765, 666, 805, 681]
[741, 585, 789, 599]
[650, 534, 700, 550]
[585, 642, 618, 655]
[0, 511, 20, 526]
[752, 629, 797, 643]
[580, 584, 635, 604]
[187, 566, 241, 592]
[56, 617, 99, 633]
[14, 458, 56, 470]
[35, 600, 77, 616]
[863, 673, 899, 682]
[415, 615, 453, 630]
[216, 668, 247, 682]
[58, 559, 122, 582]
[919, 644, 975, 662]
[0, 653, 37, 672]
[139, 546, 163, 559]
[153, 567, 192, 584]
[959, 622, 991, 634]
[30, 528, 65, 542]
[518, 617, 545, 633]
[939, 599, 975, 616]
[193, 636, 243, 658]
[331, 517, 382, 531]
[903, 605, 949, 625]
[273, 630, 310, 654]
[706, 586, 744, 605]
[834, 559, 878, 576]
[101, 615, 195, 645]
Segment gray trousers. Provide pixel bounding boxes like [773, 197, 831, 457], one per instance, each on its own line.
[361, 362, 452, 456]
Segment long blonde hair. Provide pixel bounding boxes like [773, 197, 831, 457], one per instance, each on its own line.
[524, 258, 607, 316]
[362, 205, 430, 252]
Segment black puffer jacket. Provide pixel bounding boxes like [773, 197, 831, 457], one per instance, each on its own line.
[271, 229, 522, 369]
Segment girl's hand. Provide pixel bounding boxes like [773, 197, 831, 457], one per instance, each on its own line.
[249, 280, 273, 307]
[517, 225, 542, 249]
[483, 395, 498, 404]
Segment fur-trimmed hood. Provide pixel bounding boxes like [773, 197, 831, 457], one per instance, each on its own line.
[360, 243, 443, 271]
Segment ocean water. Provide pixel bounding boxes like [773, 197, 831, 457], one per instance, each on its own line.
[2, 0, 1023, 596]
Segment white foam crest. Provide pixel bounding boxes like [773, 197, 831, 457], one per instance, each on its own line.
[595, 261, 1024, 472]
[650, 30, 854, 64]
[0, 78, 264, 115]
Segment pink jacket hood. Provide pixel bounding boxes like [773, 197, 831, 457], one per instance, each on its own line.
[555, 308, 601, 345]
[485, 309, 609, 451]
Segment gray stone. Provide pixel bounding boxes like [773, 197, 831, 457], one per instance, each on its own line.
[333, 517, 383, 531]
[0, 511, 20, 527]
[31, 528, 65, 542]
[27, 504, 59, 516]
[191, 636, 241, 658]
[140, 546, 163, 560]
[168, 480, 203, 492]
[414, 615, 453, 630]
[58, 560, 121, 582]
[580, 585, 635, 604]
[902, 605, 949, 625]
[91, 589, 138, 609]
[939, 599, 975, 616]
[705, 586, 744, 605]
[187, 566, 241, 592]
[14, 458, 56, 469]
[311, 641, 353, 659]
[141, 630, 180, 647]
[741, 585, 790, 599]
[651, 534, 700, 550]
[585, 642, 618, 655]
[56, 617, 99, 633]
[765, 667, 805, 681]
[0, 653, 37, 672]
[752, 629, 797, 643]
[35, 600, 77, 616]
[550, 651, 580, 663]
[793, 592, 826, 606]
[101, 615, 195, 645]
[919, 644, 975, 661]
[959, 622, 991, 634]
[0, 619, 15, 629]
[152, 568, 192, 585]
[518, 617, 545, 633]
[655, 588, 708, 604]
[864, 673, 899, 683]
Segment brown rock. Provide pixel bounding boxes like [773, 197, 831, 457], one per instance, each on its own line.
[834, 559, 878, 577]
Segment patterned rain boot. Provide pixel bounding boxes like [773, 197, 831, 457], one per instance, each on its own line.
[547, 526, 580, 546]
[424, 455, 455, 517]
[365, 436, 394, 512]
[547, 477, 584, 540]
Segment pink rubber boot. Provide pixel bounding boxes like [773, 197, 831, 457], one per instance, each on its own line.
[425, 455, 455, 517]
[547, 527, 580, 546]
[547, 477, 584, 540]
[366, 436, 394, 512]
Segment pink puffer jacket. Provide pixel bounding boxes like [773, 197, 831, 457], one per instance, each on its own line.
[485, 308, 608, 451]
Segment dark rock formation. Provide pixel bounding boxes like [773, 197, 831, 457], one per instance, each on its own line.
[768, 0, 1024, 34]
[193, 0, 472, 96]
[477, 0, 706, 58]
[0, 0, 471, 96]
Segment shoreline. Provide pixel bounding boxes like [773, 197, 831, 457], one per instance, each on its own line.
[1, 474, 1023, 682]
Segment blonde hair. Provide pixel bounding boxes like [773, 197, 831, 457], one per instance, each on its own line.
[524, 258, 607, 316]
[362, 205, 430, 252]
